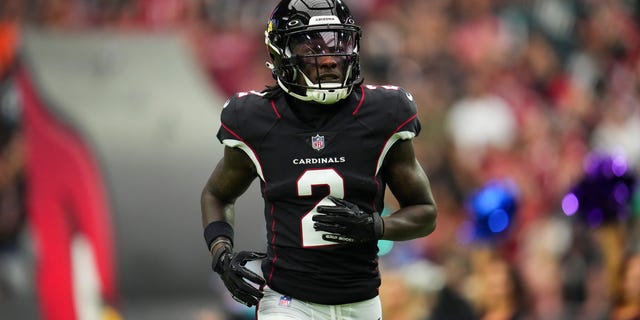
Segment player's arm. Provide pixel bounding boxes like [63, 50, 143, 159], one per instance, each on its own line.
[380, 139, 437, 241]
[201, 146, 266, 307]
[313, 139, 437, 244]
[201, 146, 256, 228]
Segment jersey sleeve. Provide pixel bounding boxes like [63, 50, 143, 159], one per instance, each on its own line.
[392, 87, 421, 138]
[216, 95, 242, 145]
[214, 93, 273, 182]
[368, 86, 422, 176]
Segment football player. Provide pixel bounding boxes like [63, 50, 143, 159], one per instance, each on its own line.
[200, 0, 438, 318]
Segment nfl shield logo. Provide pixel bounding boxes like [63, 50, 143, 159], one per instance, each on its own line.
[311, 134, 325, 151]
[279, 295, 292, 306]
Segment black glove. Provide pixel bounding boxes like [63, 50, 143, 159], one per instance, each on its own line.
[211, 239, 266, 307]
[313, 196, 384, 244]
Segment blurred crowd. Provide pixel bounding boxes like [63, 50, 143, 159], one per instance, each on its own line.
[2, 0, 640, 319]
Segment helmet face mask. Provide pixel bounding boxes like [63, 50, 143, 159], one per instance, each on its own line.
[265, 0, 362, 104]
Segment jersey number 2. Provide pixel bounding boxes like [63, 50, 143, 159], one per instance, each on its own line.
[297, 169, 344, 247]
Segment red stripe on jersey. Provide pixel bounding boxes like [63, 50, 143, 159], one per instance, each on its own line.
[220, 122, 244, 141]
[351, 85, 365, 115]
[270, 100, 282, 119]
[394, 114, 417, 133]
[267, 204, 278, 284]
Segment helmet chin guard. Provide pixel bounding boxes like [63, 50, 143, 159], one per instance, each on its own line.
[275, 74, 350, 104]
[265, 0, 361, 104]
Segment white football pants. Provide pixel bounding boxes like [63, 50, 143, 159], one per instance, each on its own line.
[256, 286, 382, 320]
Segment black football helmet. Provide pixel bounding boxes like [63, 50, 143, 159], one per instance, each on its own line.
[265, 0, 362, 104]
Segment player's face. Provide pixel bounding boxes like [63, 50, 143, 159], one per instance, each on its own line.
[289, 30, 356, 86]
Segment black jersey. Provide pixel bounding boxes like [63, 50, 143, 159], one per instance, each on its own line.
[216, 84, 421, 304]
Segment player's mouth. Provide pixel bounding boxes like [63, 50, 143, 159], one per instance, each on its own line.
[318, 74, 341, 82]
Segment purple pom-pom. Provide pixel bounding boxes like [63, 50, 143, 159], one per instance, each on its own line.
[563, 153, 637, 227]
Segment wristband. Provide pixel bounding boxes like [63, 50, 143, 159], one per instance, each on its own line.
[373, 212, 384, 239]
[204, 221, 234, 250]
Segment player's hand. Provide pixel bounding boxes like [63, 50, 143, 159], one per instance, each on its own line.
[211, 242, 266, 307]
[313, 196, 384, 244]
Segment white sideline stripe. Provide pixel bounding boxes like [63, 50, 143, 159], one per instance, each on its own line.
[72, 235, 101, 320]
